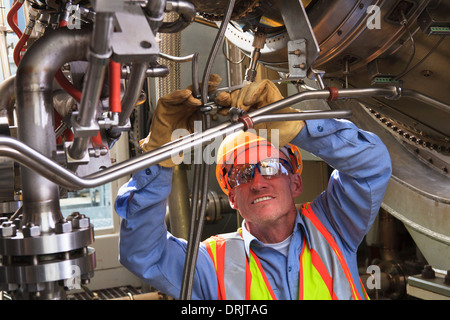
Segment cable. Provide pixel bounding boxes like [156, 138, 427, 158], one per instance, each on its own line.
[179, 0, 236, 300]
[395, 35, 446, 80]
[222, 40, 245, 65]
[393, 12, 416, 80]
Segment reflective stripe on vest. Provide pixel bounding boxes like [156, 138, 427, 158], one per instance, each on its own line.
[203, 203, 367, 300]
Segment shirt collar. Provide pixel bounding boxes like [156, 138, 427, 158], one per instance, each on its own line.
[240, 208, 311, 257]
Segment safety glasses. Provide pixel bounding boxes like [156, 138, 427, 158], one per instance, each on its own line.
[226, 158, 293, 189]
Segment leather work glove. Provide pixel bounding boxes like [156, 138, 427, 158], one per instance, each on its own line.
[215, 79, 305, 148]
[140, 74, 222, 167]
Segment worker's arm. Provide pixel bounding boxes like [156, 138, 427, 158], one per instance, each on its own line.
[291, 118, 392, 251]
[115, 165, 218, 299]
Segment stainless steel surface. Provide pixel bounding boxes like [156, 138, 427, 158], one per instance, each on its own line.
[68, 13, 113, 160]
[279, 0, 319, 77]
[15, 27, 92, 231]
[118, 62, 149, 126]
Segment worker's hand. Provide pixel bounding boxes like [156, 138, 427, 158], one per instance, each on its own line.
[215, 79, 305, 148]
[140, 74, 222, 167]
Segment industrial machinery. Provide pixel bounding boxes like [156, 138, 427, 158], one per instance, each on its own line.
[0, 0, 448, 300]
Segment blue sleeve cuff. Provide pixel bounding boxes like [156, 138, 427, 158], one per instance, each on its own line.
[115, 165, 173, 219]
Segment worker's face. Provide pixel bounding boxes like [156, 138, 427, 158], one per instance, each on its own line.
[227, 152, 303, 228]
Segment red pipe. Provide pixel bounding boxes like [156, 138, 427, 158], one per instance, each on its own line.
[54, 71, 105, 148]
[13, 33, 28, 66]
[108, 59, 122, 113]
[7, 1, 23, 38]
[90, 131, 104, 148]
[55, 70, 82, 102]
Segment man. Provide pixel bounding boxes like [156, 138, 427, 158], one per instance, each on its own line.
[115, 77, 392, 300]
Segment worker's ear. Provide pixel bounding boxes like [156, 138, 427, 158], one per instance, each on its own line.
[290, 173, 303, 198]
[228, 188, 238, 210]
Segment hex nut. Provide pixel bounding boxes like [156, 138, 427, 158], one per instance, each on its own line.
[0, 221, 17, 237]
[55, 219, 73, 234]
[22, 223, 41, 238]
[13, 218, 22, 228]
[66, 211, 80, 222]
[73, 214, 90, 229]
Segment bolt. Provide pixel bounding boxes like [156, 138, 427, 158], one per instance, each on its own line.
[288, 49, 302, 56]
[292, 63, 306, 70]
[0, 221, 17, 237]
[72, 214, 90, 229]
[22, 222, 41, 238]
[445, 271, 450, 285]
[421, 265, 435, 279]
[13, 218, 21, 229]
[66, 211, 80, 222]
[421, 70, 433, 77]
[55, 219, 73, 234]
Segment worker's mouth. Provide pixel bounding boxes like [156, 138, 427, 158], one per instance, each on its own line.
[252, 196, 274, 204]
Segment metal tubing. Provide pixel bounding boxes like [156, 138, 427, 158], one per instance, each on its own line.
[14, 27, 91, 231]
[144, 0, 166, 33]
[200, 0, 236, 105]
[402, 89, 450, 114]
[180, 0, 235, 299]
[167, 165, 191, 239]
[118, 62, 149, 126]
[249, 87, 398, 118]
[69, 13, 113, 160]
[159, 0, 196, 33]
[2, 87, 398, 191]
[159, 52, 195, 63]
[0, 75, 16, 125]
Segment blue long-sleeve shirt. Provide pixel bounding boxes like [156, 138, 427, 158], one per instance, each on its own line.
[115, 118, 392, 300]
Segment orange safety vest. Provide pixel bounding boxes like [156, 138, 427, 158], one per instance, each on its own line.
[203, 203, 369, 300]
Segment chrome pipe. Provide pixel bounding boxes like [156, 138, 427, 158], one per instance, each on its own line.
[2, 87, 400, 191]
[159, 0, 196, 33]
[159, 52, 195, 63]
[15, 27, 91, 231]
[248, 87, 399, 118]
[69, 13, 113, 160]
[0, 75, 15, 125]
[118, 62, 149, 126]
[253, 110, 352, 123]
[144, 0, 166, 33]
[402, 89, 450, 114]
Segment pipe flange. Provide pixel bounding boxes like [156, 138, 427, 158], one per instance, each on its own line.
[0, 225, 94, 256]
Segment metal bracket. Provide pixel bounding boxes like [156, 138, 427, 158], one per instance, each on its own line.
[279, 0, 320, 79]
[287, 40, 307, 78]
[111, 3, 160, 63]
[71, 111, 100, 138]
[64, 141, 90, 164]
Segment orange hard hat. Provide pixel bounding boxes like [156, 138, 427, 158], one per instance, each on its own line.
[215, 131, 302, 195]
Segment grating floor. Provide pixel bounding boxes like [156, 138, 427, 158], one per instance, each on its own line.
[67, 285, 142, 300]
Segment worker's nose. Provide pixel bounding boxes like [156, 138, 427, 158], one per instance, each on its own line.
[249, 170, 270, 191]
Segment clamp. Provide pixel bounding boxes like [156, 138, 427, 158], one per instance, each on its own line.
[229, 107, 254, 131]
